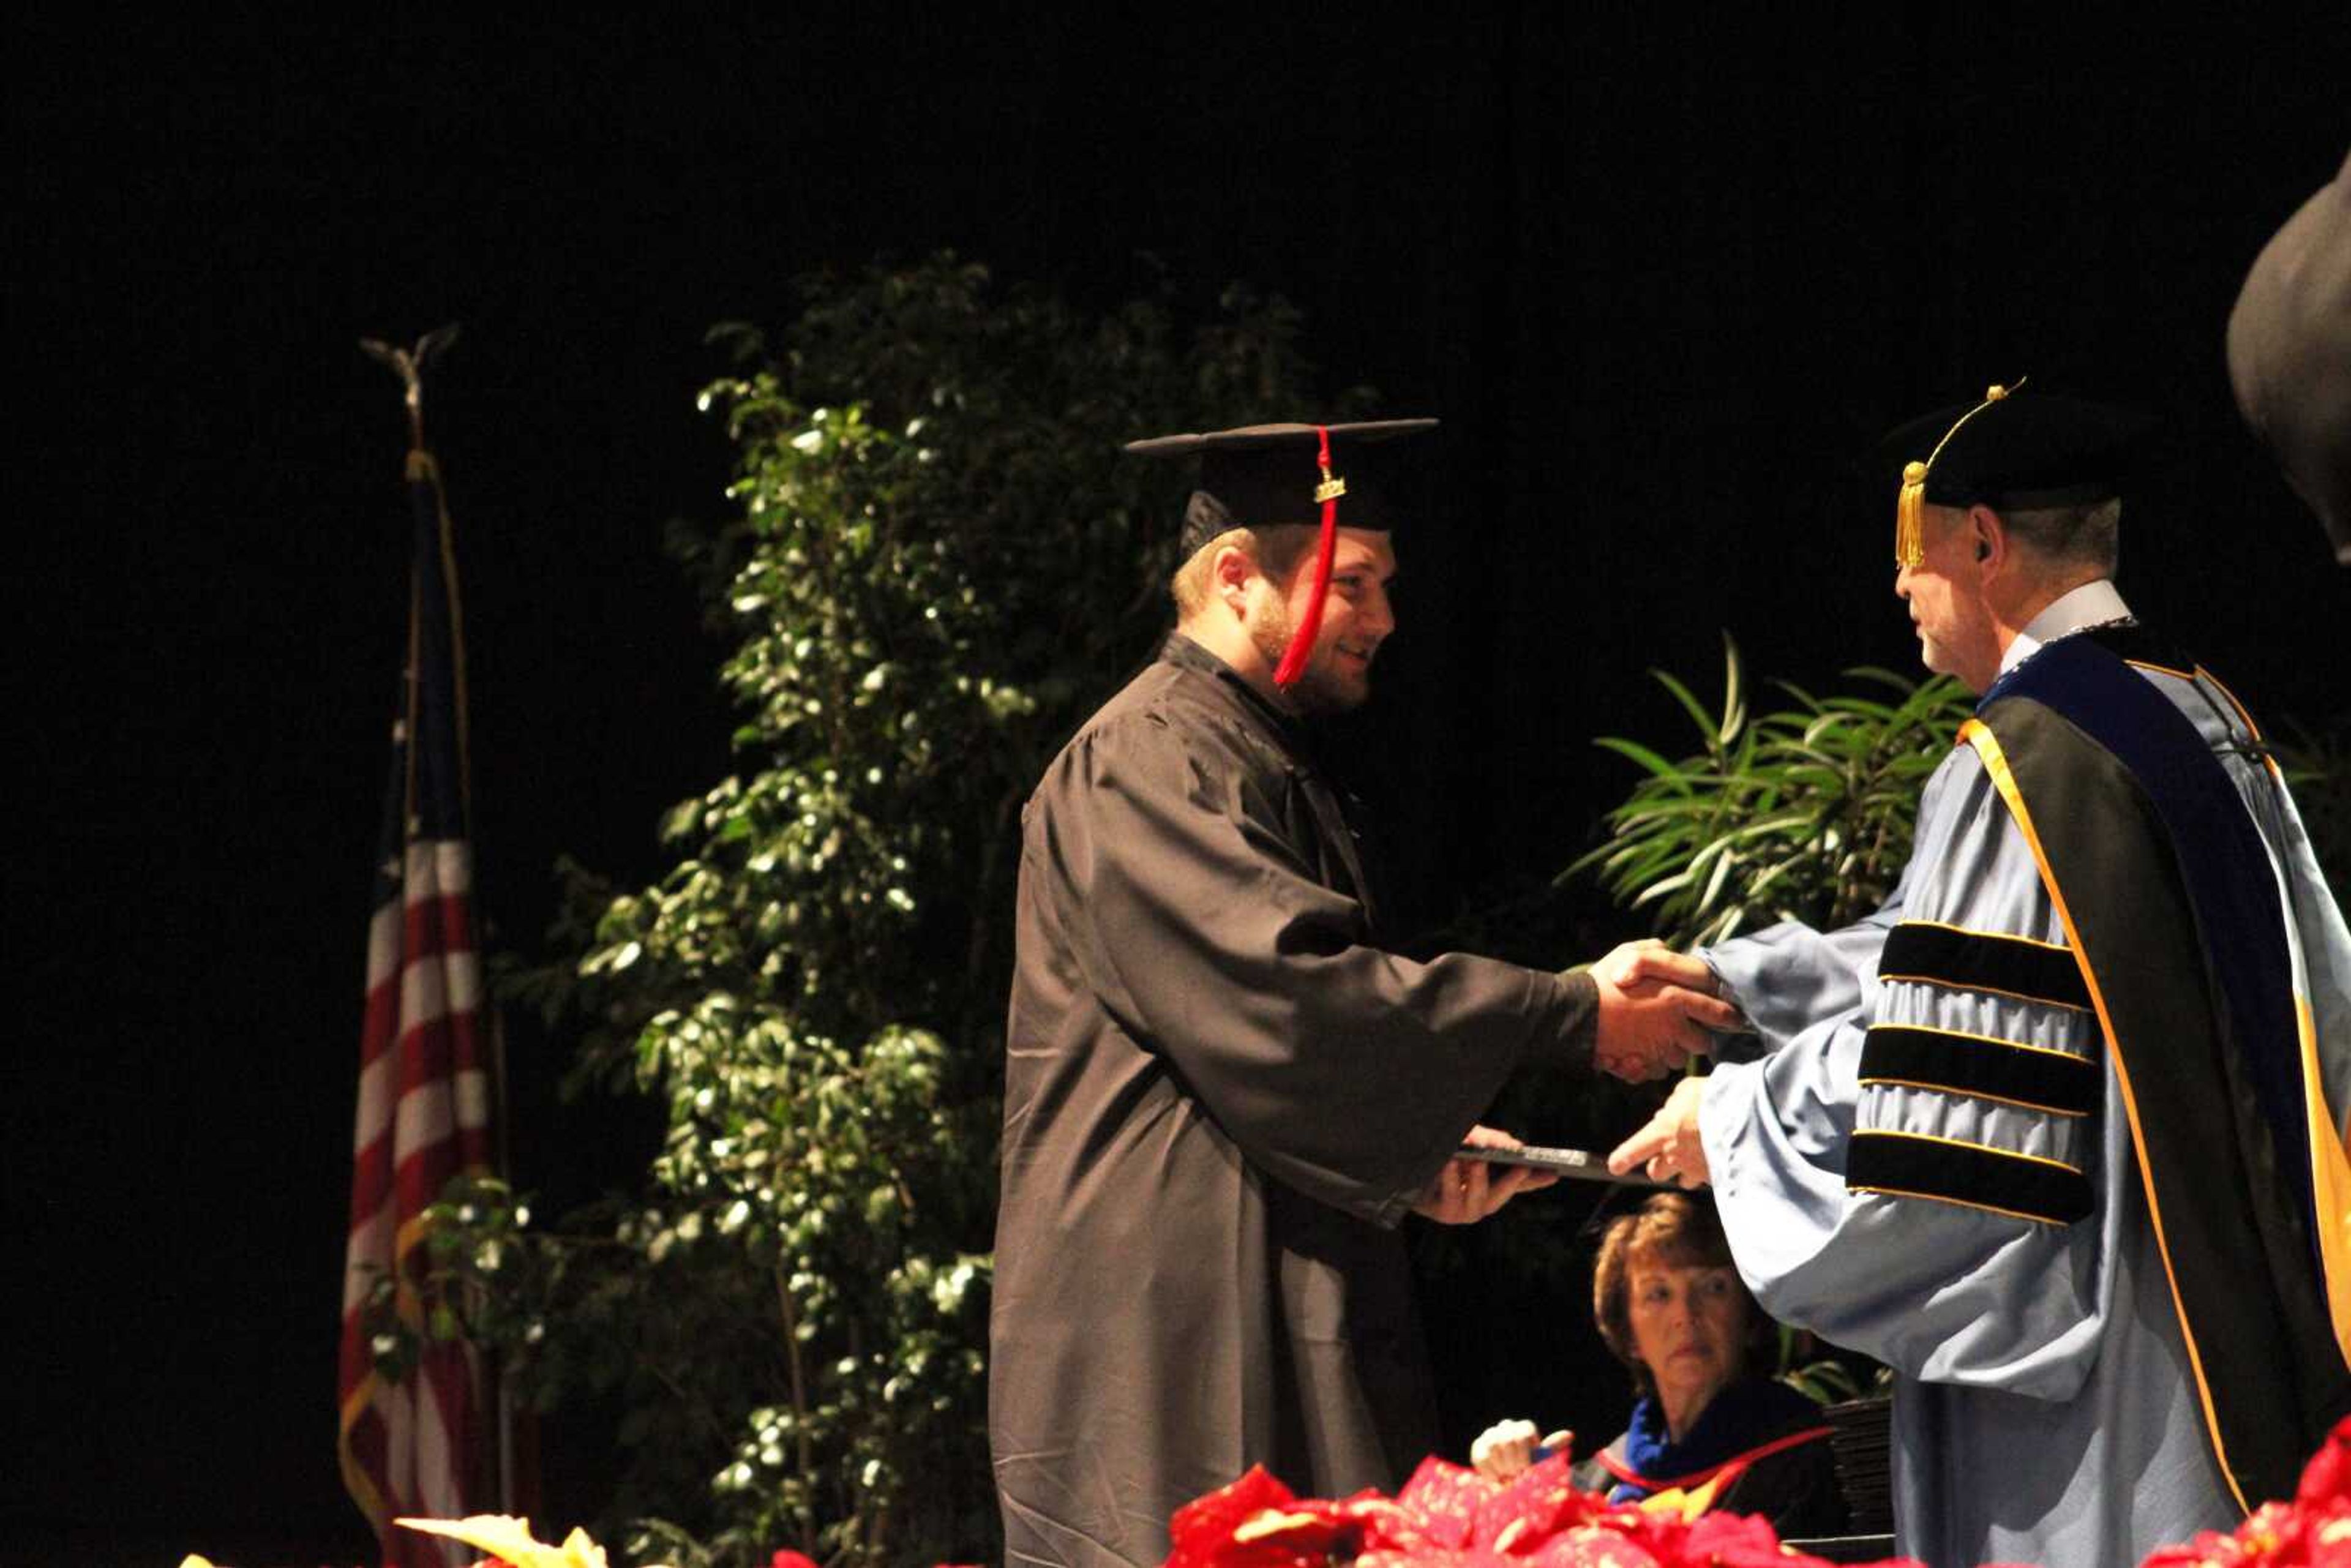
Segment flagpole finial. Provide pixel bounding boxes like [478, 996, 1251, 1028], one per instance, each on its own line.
[361, 324, 461, 453]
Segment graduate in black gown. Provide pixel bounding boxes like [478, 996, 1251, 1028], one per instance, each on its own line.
[987, 420, 1741, 1567]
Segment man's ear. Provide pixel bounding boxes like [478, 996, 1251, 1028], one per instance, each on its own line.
[1212, 543, 1257, 612]
[1968, 505, 2007, 571]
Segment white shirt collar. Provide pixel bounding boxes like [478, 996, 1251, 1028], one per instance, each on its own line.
[1999, 578, 2134, 677]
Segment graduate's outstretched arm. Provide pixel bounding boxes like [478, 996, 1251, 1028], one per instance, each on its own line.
[1052, 715, 1605, 1220]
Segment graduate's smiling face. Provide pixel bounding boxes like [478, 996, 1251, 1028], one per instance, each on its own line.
[1250, 528, 1398, 714]
[1896, 504, 2005, 692]
[1625, 1256, 1751, 1424]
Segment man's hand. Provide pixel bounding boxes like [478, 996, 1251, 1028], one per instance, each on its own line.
[1599, 940, 1725, 999]
[1590, 940, 1743, 1082]
[1608, 1075, 1712, 1187]
[1414, 1123, 1559, 1225]
[1469, 1417, 1573, 1481]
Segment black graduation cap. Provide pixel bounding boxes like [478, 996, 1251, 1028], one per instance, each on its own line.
[1125, 418, 1437, 686]
[1125, 419, 1438, 556]
[1884, 382, 2158, 567]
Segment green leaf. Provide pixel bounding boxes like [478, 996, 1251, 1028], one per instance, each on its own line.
[1592, 736, 1701, 787]
[1649, 667, 1724, 749]
[1717, 632, 1747, 745]
[1563, 641, 1967, 952]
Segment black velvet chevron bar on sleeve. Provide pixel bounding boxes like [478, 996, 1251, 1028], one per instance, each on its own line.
[1847, 1129, 2094, 1225]
[1877, 921, 2091, 1012]
[1859, 1024, 2100, 1117]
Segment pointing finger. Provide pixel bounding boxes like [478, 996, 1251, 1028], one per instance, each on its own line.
[1608, 1119, 1667, 1176]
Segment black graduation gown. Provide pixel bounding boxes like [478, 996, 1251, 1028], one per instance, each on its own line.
[989, 634, 1600, 1568]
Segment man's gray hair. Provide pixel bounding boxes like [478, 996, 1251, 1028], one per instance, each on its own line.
[2003, 497, 2122, 576]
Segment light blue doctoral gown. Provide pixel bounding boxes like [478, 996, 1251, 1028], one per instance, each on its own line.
[1695, 650, 2351, 1568]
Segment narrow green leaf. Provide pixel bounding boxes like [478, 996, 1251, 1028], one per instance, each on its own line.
[1649, 669, 1724, 748]
[1718, 632, 1747, 746]
[1593, 736, 1701, 787]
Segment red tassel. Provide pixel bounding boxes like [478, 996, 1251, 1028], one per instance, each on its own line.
[1272, 426, 1339, 689]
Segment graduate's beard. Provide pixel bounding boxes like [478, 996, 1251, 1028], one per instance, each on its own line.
[1248, 597, 1294, 677]
[1248, 598, 1368, 716]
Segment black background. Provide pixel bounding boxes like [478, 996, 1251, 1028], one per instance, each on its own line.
[13, 10, 2349, 1564]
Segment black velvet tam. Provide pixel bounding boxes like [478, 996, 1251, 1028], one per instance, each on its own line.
[1125, 418, 1438, 556]
[1881, 391, 2158, 511]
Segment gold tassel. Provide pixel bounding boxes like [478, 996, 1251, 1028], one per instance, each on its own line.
[1895, 460, 1929, 568]
[1893, 379, 2022, 567]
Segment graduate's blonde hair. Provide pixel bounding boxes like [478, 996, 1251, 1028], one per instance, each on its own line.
[1169, 524, 1319, 618]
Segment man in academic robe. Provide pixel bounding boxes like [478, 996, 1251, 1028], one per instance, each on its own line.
[988, 419, 1739, 1568]
[1609, 386, 2351, 1568]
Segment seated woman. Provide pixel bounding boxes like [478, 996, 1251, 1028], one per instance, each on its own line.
[1471, 1191, 1847, 1539]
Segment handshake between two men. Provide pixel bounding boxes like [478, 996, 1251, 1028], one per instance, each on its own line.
[1412, 940, 1737, 1225]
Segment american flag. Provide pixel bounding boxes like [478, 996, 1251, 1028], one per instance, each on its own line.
[337, 441, 497, 1567]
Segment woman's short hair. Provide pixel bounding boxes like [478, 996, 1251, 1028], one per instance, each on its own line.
[1591, 1191, 1771, 1392]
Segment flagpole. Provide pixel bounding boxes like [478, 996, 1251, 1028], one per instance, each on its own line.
[354, 326, 522, 1531]
[359, 326, 467, 803]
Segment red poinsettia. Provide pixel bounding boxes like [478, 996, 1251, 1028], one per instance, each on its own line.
[1157, 1449, 1870, 1567]
[2137, 1414, 2351, 1568]
[1155, 1414, 2351, 1567]
[1165, 1467, 1366, 1568]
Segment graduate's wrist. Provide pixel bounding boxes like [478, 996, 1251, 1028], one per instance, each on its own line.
[1543, 967, 1601, 1074]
